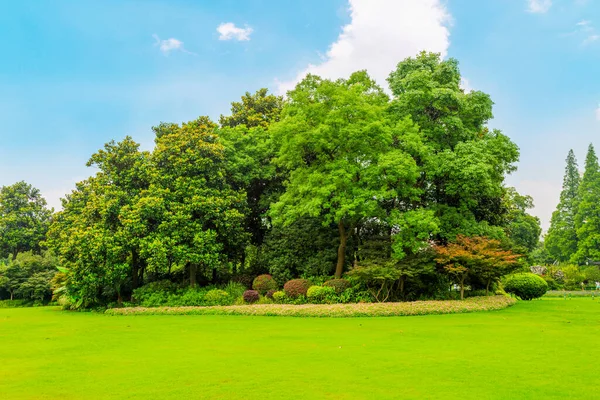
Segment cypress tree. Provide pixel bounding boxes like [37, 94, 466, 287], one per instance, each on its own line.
[572, 144, 600, 263]
[545, 149, 580, 261]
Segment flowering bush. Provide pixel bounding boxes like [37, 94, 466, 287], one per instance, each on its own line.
[243, 290, 260, 303]
[323, 279, 351, 294]
[252, 274, 278, 294]
[504, 273, 548, 300]
[284, 279, 310, 298]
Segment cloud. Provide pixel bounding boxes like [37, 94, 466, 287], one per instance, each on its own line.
[275, 0, 450, 95]
[217, 23, 253, 41]
[596, 104, 600, 121]
[527, 0, 552, 13]
[152, 34, 195, 55]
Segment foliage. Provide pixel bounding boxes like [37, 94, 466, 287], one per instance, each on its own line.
[265, 289, 277, 299]
[252, 274, 278, 294]
[0, 251, 57, 303]
[306, 285, 336, 303]
[283, 279, 310, 298]
[272, 290, 286, 303]
[323, 279, 351, 294]
[545, 150, 580, 262]
[435, 235, 521, 299]
[0, 182, 53, 260]
[504, 273, 548, 300]
[203, 289, 230, 306]
[243, 290, 260, 303]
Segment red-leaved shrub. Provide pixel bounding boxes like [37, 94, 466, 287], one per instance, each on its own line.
[283, 279, 310, 298]
[243, 290, 260, 303]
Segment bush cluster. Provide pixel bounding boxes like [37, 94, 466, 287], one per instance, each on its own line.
[252, 274, 278, 294]
[284, 279, 310, 298]
[243, 290, 260, 303]
[307, 285, 336, 303]
[323, 279, 351, 294]
[504, 273, 548, 300]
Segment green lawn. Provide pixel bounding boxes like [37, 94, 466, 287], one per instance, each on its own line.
[1, 299, 599, 399]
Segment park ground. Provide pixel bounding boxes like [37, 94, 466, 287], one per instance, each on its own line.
[1, 298, 599, 399]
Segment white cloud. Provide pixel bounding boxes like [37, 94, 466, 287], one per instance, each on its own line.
[276, 0, 450, 95]
[460, 77, 473, 93]
[217, 23, 253, 41]
[576, 20, 591, 26]
[596, 104, 600, 121]
[583, 34, 599, 45]
[152, 34, 194, 55]
[527, 0, 552, 13]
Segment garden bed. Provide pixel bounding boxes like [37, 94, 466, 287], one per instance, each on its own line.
[105, 295, 515, 317]
[544, 290, 600, 298]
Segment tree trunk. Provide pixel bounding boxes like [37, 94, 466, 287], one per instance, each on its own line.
[10, 291, 13, 301]
[460, 275, 465, 300]
[486, 279, 491, 296]
[131, 250, 139, 289]
[399, 276, 405, 299]
[12, 249, 18, 261]
[189, 264, 197, 287]
[335, 220, 347, 279]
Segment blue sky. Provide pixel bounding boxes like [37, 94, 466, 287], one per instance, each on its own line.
[0, 0, 599, 230]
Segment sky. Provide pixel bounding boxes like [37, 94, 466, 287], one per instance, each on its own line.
[0, 0, 599, 231]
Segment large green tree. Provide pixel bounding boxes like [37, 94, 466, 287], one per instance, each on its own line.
[572, 144, 600, 263]
[387, 52, 520, 242]
[0, 181, 53, 260]
[545, 149, 580, 262]
[270, 71, 420, 278]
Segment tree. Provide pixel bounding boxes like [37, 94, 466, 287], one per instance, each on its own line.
[270, 71, 419, 278]
[572, 144, 600, 263]
[387, 52, 519, 242]
[435, 235, 521, 299]
[545, 149, 580, 261]
[503, 188, 542, 255]
[136, 117, 248, 286]
[0, 181, 53, 260]
[219, 88, 283, 129]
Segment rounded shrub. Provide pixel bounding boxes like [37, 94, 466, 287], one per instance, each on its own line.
[252, 274, 278, 294]
[307, 285, 336, 302]
[243, 290, 260, 304]
[203, 289, 230, 306]
[283, 279, 310, 298]
[323, 278, 351, 294]
[265, 289, 277, 299]
[272, 291, 286, 303]
[504, 273, 548, 300]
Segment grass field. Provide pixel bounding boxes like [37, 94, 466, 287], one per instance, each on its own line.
[1, 299, 599, 399]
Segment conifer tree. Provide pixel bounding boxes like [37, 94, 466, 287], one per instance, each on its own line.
[572, 144, 600, 263]
[545, 149, 580, 261]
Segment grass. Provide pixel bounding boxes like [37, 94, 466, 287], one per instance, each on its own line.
[1, 298, 599, 399]
[544, 290, 600, 297]
[106, 295, 515, 317]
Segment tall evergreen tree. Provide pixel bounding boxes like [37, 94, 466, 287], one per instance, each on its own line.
[572, 144, 600, 263]
[545, 149, 580, 261]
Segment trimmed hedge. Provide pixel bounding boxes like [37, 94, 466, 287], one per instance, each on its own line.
[307, 285, 336, 301]
[106, 296, 516, 318]
[252, 274, 278, 294]
[284, 279, 310, 298]
[243, 290, 260, 304]
[504, 273, 548, 300]
[323, 279, 351, 294]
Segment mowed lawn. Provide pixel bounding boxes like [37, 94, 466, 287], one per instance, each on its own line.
[1, 299, 599, 400]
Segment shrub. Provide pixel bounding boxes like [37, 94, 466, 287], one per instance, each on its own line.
[243, 290, 260, 303]
[272, 291, 286, 303]
[223, 282, 246, 300]
[307, 285, 336, 302]
[203, 289, 231, 306]
[323, 279, 351, 294]
[132, 280, 179, 304]
[252, 274, 278, 294]
[504, 273, 548, 300]
[265, 289, 277, 299]
[283, 279, 310, 298]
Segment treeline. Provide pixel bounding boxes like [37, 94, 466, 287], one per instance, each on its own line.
[1, 52, 542, 307]
[537, 145, 600, 288]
